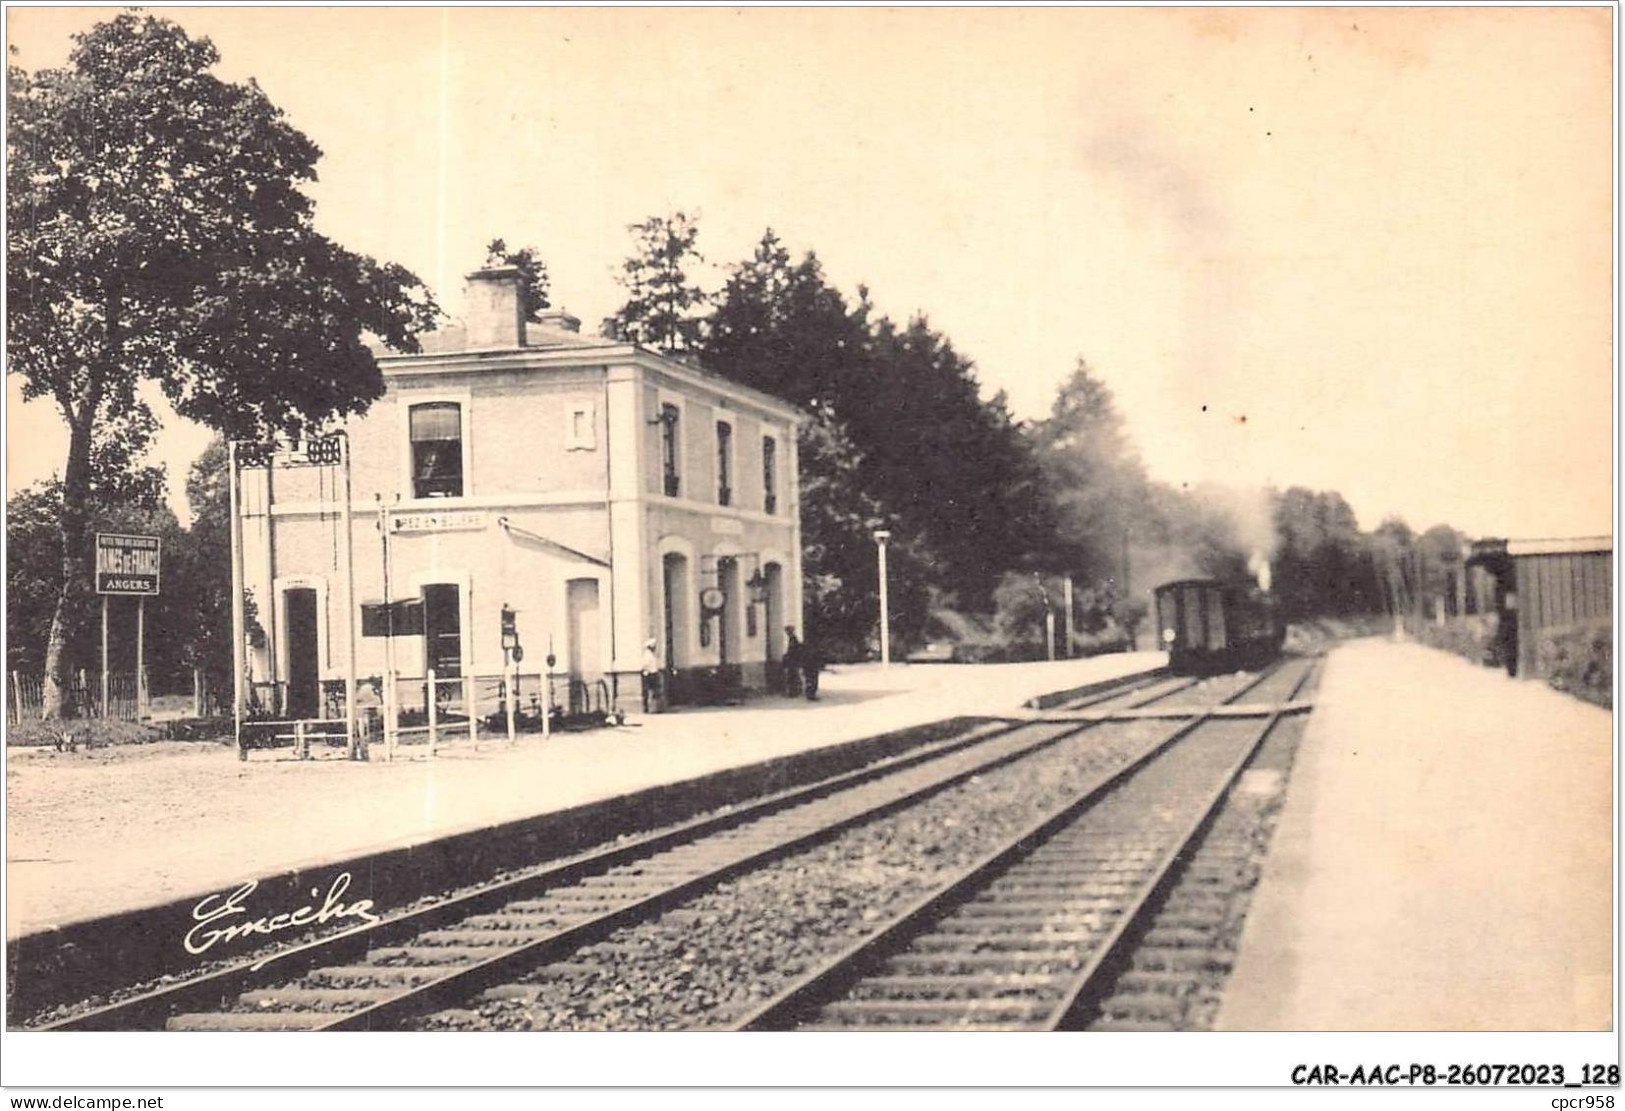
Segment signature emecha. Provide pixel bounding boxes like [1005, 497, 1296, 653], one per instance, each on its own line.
[184, 872, 381, 958]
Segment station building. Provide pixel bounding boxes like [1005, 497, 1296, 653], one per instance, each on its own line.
[1463, 535, 1612, 679]
[237, 266, 804, 718]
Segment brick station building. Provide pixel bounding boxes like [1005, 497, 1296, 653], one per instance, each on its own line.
[237, 266, 804, 719]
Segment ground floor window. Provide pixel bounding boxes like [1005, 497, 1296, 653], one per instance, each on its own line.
[423, 582, 461, 677]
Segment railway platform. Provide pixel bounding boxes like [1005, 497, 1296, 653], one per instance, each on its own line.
[1217, 636, 1612, 1030]
[5, 652, 1161, 940]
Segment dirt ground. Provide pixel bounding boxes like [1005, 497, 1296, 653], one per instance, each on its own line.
[8, 739, 272, 864]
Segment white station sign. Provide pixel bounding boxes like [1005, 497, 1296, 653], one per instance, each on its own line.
[391, 510, 486, 534]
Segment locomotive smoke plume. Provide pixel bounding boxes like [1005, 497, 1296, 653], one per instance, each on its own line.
[1248, 551, 1272, 593]
[1188, 481, 1279, 591]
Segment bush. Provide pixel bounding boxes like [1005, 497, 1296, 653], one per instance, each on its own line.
[1537, 621, 1612, 709]
[1070, 621, 1132, 657]
[1411, 614, 1499, 666]
[7, 718, 161, 748]
[6, 716, 232, 747]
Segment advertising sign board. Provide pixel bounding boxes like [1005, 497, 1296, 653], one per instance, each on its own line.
[95, 533, 162, 596]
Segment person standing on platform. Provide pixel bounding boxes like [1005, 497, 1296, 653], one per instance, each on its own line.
[782, 628, 804, 697]
[641, 638, 664, 712]
[800, 631, 824, 701]
[1498, 594, 1520, 678]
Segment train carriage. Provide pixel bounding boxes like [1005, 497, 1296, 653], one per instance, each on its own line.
[1154, 578, 1284, 674]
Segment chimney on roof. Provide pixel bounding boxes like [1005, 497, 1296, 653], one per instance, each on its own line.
[536, 309, 581, 333]
[463, 265, 525, 349]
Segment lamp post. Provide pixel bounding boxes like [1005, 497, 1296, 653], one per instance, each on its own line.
[872, 529, 892, 667]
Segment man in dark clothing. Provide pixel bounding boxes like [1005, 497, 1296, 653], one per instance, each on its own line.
[781, 628, 803, 697]
[800, 633, 824, 700]
[1498, 595, 1520, 677]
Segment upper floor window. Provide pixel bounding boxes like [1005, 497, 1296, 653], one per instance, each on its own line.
[566, 400, 597, 451]
[716, 420, 733, 506]
[410, 402, 463, 498]
[660, 403, 681, 497]
[762, 435, 778, 515]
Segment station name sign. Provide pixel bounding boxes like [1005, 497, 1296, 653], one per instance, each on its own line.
[391, 510, 485, 534]
[96, 533, 162, 596]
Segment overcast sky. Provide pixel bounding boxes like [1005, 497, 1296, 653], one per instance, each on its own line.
[7, 6, 1614, 540]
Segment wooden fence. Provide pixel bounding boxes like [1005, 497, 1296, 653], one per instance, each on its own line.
[8, 671, 142, 723]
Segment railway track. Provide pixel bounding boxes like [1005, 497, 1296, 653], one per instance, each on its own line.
[30, 667, 1190, 1031]
[731, 657, 1318, 1031]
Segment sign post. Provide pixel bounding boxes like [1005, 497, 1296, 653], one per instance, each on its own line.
[137, 596, 147, 718]
[100, 597, 108, 718]
[96, 533, 161, 720]
[229, 444, 245, 746]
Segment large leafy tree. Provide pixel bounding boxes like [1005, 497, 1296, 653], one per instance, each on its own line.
[705, 229, 866, 410]
[174, 436, 238, 705]
[608, 210, 707, 352]
[701, 232, 931, 653]
[5, 412, 165, 676]
[6, 482, 189, 686]
[849, 316, 1052, 608]
[1271, 487, 1381, 618]
[703, 228, 1051, 643]
[1029, 361, 1152, 583]
[8, 13, 438, 716]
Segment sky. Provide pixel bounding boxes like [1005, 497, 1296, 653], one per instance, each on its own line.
[6, 6, 1615, 540]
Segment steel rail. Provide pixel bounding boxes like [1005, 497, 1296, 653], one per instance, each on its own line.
[1040, 658, 1319, 1029]
[728, 661, 1297, 1031]
[36, 667, 1170, 1030]
[315, 673, 1196, 1031]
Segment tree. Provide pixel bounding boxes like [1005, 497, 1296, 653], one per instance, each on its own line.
[484, 238, 550, 320]
[1029, 361, 1152, 583]
[1271, 488, 1381, 619]
[794, 412, 933, 657]
[6, 401, 168, 676]
[174, 436, 237, 704]
[6, 484, 70, 676]
[608, 210, 707, 352]
[702, 228, 1051, 628]
[701, 231, 943, 653]
[1416, 524, 1466, 615]
[8, 13, 438, 716]
[848, 315, 1053, 607]
[705, 230, 865, 410]
[5, 479, 191, 691]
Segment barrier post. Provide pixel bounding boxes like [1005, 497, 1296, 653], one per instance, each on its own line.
[505, 661, 517, 744]
[384, 669, 397, 762]
[541, 666, 551, 740]
[465, 673, 478, 745]
[1063, 576, 1075, 658]
[294, 719, 307, 761]
[426, 669, 438, 756]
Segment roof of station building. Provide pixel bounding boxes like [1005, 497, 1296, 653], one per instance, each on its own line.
[368, 318, 805, 423]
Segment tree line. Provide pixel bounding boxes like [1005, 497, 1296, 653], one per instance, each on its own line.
[7, 13, 1468, 717]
